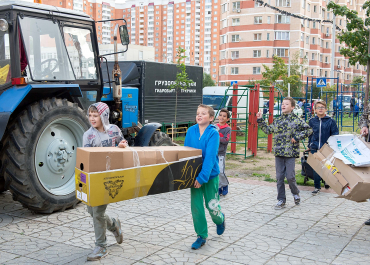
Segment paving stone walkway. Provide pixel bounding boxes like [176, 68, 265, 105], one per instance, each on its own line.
[0, 178, 370, 264]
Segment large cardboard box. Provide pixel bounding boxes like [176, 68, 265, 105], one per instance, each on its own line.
[308, 143, 370, 202]
[75, 146, 202, 206]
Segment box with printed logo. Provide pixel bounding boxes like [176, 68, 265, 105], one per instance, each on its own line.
[75, 146, 202, 206]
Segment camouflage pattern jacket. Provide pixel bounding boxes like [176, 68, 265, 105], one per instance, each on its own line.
[257, 113, 312, 158]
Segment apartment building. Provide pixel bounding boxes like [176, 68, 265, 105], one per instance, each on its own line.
[219, 0, 367, 87]
[40, 0, 220, 83]
[117, 0, 220, 82]
[42, 0, 116, 44]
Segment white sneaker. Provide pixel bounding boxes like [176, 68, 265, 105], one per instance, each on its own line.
[294, 194, 300, 205]
[87, 246, 108, 261]
[274, 200, 286, 210]
[312, 189, 320, 195]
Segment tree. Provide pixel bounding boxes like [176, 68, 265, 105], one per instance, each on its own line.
[352, 76, 364, 84]
[203, 73, 215, 87]
[261, 55, 301, 97]
[169, 46, 194, 134]
[327, 1, 370, 114]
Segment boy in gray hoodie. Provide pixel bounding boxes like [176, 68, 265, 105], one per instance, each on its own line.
[83, 102, 127, 261]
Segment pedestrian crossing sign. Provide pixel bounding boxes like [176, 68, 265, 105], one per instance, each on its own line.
[316, 78, 327, 87]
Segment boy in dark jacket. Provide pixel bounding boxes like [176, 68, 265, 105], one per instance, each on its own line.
[217, 109, 231, 196]
[257, 97, 312, 209]
[309, 100, 339, 195]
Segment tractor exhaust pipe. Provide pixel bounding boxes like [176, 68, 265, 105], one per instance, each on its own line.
[112, 24, 122, 110]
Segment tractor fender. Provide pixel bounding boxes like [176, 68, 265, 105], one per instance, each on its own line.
[0, 84, 82, 142]
[134, 123, 162, 146]
[0, 85, 32, 142]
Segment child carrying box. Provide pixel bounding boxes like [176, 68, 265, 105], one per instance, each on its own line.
[83, 102, 128, 261]
[257, 97, 312, 209]
[308, 100, 339, 195]
[184, 104, 226, 250]
[217, 108, 231, 196]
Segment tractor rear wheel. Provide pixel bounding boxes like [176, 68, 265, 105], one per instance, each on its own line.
[149, 131, 173, 146]
[3, 98, 89, 213]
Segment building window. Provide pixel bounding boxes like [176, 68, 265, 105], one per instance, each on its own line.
[254, 16, 262, 24]
[312, 37, 316, 45]
[253, 50, 261, 58]
[308, 3, 310, 11]
[275, 48, 288, 57]
[312, 53, 315, 60]
[302, 0, 306, 9]
[311, 69, 314, 75]
[231, 34, 240, 42]
[275, 15, 290, 24]
[231, 51, 239, 59]
[314, 5, 317, 12]
[253, 67, 261, 74]
[220, 66, 226, 75]
[267, 16, 271, 24]
[232, 2, 241, 10]
[232, 18, 240, 26]
[254, 33, 261, 41]
[276, 0, 291, 7]
[306, 36, 309, 44]
[325, 56, 328, 63]
[275, 31, 290, 40]
[267, 50, 270, 57]
[267, 33, 270, 41]
[231, 67, 239, 75]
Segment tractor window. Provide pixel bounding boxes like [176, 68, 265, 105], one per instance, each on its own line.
[19, 17, 75, 81]
[0, 31, 10, 86]
[63, 27, 97, 79]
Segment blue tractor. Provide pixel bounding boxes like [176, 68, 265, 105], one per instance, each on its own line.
[0, 1, 172, 213]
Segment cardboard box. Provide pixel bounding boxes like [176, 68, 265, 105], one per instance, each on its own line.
[308, 143, 370, 202]
[75, 146, 202, 206]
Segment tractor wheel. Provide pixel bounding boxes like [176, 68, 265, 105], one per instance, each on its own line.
[3, 98, 89, 213]
[148, 131, 173, 146]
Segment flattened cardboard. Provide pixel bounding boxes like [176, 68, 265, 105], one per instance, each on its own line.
[308, 143, 370, 202]
[307, 152, 348, 195]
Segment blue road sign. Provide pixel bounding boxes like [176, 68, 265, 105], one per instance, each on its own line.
[316, 78, 327, 87]
[231, 81, 238, 85]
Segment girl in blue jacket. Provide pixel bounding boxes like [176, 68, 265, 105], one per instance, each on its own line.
[308, 100, 339, 194]
[184, 104, 226, 250]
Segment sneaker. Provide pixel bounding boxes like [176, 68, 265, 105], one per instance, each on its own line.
[111, 218, 123, 244]
[87, 246, 108, 261]
[294, 195, 300, 205]
[218, 188, 223, 196]
[324, 184, 330, 189]
[365, 219, 370, 225]
[216, 213, 226, 235]
[312, 188, 320, 195]
[222, 186, 228, 196]
[274, 200, 286, 210]
[191, 236, 206, 250]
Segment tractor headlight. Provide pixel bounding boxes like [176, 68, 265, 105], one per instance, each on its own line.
[0, 19, 9, 32]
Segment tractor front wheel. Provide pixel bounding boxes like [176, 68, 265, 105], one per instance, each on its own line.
[148, 131, 173, 146]
[3, 98, 89, 213]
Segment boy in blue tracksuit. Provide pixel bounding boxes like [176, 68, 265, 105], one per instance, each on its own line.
[308, 100, 339, 195]
[184, 104, 225, 250]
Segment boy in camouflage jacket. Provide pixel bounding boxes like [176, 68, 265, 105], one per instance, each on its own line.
[257, 97, 312, 209]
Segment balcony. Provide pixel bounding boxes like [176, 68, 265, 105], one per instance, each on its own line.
[139, 24, 144, 28]
[140, 13, 144, 18]
[140, 29, 144, 33]
[195, 2, 200, 8]
[148, 28, 154, 33]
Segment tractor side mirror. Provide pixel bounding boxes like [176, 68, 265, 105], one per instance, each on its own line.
[119, 25, 130, 45]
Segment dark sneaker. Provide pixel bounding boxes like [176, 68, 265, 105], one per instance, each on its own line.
[218, 188, 223, 196]
[111, 218, 123, 244]
[324, 184, 330, 189]
[191, 236, 206, 250]
[216, 213, 226, 235]
[222, 186, 228, 196]
[365, 219, 370, 225]
[87, 246, 108, 261]
[275, 200, 286, 210]
[312, 189, 320, 195]
[294, 195, 301, 205]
